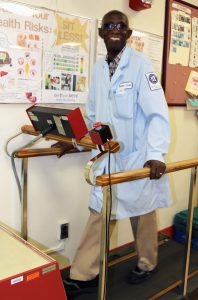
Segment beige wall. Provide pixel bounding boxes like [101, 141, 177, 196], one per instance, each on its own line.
[0, 0, 197, 265]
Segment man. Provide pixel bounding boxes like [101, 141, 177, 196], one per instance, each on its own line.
[64, 10, 171, 297]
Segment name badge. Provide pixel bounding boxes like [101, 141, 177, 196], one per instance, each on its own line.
[119, 81, 133, 90]
[113, 81, 133, 95]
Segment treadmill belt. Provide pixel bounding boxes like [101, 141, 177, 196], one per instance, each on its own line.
[62, 240, 198, 300]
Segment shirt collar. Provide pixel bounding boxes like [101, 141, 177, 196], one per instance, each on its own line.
[105, 46, 126, 65]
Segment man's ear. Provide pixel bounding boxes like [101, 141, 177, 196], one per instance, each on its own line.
[127, 29, 132, 39]
[98, 28, 104, 39]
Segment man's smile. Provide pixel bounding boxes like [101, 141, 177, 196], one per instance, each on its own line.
[109, 36, 121, 41]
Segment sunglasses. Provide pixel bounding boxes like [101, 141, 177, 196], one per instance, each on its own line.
[103, 22, 128, 31]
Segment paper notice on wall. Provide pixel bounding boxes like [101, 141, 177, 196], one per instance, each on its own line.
[128, 31, 163, 79]
[169, 9, 191, 66]
[189, 17, 198, 68]
[185, 70, 198, 97]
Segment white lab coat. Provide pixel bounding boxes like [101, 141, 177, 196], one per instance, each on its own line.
[85, 46, 172, 219]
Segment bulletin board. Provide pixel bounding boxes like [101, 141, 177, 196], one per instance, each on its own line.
[162, 0, 198, 106]
[0, 0, 91, 104]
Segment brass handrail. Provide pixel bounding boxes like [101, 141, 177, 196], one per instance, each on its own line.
[15, 147, 64, 158]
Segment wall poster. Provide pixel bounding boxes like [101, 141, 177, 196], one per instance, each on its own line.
[0, 1, 91, 103]
[128, 30, 164, 80]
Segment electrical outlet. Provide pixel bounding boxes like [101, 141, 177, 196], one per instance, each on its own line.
[57, 221, 69, 240]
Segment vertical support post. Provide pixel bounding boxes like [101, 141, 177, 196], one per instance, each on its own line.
[182, 167, 198, 296]
[98, 185, 111, 300]
[21, 157, 28, 240]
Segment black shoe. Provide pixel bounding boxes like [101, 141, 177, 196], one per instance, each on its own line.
[127, 265, 156, 284]
[63, 275, 99, 297]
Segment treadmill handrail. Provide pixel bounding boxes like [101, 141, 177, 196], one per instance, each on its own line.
[21, 125, 120, 153]
[95, 158, 198, 186]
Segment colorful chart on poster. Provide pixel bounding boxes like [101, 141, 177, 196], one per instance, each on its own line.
[0, 1, 91, 103]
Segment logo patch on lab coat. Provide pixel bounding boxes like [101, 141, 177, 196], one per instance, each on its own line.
[145, 72, 161, 91]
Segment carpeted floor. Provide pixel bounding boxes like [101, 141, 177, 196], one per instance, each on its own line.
[61, 239, 198, 300]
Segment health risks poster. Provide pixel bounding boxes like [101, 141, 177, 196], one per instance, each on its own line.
[0, 1, 91, 103]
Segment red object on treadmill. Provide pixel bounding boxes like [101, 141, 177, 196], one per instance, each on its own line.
[89, 123, 112, 145]
[67, 107, 88, 140]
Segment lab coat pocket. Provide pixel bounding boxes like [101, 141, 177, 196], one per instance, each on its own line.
[113, 90, 134, 119]
[116, 150, 147, 205]
[118, 149, 143, 171]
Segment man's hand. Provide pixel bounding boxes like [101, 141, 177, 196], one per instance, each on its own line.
[143, 160, 166, 180]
